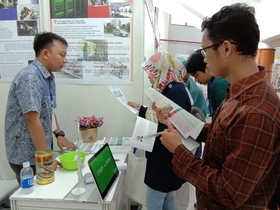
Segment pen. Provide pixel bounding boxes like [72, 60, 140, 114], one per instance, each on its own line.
[142, 131, 163, 138]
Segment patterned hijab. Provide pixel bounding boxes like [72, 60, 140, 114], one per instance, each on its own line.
[142, 51, 187, 122]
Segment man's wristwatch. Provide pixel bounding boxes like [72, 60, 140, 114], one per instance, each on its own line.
[55, 130, 65, 138]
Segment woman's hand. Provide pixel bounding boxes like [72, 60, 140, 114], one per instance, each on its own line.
[127, 101, 141, 110]
[152, 102, 170, 125]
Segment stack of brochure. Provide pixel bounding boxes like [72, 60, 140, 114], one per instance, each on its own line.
[68, 140, 101, 155]
[102, 137, 132, 153]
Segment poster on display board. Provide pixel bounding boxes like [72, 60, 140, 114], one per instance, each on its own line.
[50, 0, 133, 85]
[0, 0, 40, 82]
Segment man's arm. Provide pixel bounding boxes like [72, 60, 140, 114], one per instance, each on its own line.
[16, 74, 48, 150]
[53, 114, 76, 152]
[24, 111, 48, 150]
[53, 113, 61, 135]
[172, 114, 278, 209]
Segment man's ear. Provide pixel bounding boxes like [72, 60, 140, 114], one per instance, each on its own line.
[42, 49, 49, 60]
[223, 41, 233, 57]
[205, 67, 210, 73]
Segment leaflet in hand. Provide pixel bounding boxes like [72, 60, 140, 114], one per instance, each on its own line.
[108, 85, 138, 114]
[145, 87, 204, 139]
[130, 116, 158, 152]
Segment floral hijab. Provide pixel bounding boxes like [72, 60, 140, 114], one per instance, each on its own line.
[142, 51, 187, 122]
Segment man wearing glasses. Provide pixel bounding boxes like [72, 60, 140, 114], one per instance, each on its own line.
[153, 3, 280, 210]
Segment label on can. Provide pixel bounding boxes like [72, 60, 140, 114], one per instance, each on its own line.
[35, 150, 55, 185]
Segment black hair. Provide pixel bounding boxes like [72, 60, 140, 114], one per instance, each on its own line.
[33, 32, 68, 57]
[185, 51, 206, 74]
[201, 3, 259, 57]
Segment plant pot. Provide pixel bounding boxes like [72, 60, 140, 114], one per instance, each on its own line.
[80, 128, 98, 143]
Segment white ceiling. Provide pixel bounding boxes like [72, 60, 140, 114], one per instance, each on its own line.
[152, 0, 280, 46]
[153, 0, 261, 29]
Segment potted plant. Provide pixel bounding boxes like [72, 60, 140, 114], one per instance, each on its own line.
[76, 115, 104, 143]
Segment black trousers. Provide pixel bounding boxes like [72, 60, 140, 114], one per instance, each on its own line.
[9, 163, 36, 185]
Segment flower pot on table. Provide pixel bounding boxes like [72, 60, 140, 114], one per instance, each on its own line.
[80, 128, 98, 143]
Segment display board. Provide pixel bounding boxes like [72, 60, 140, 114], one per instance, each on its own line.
[0, 0, 146, 179]
[0, 0, 134, 85]
[0, 0, 40, 82]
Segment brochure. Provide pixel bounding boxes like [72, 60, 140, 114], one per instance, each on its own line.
[130, 116, 199, 152]
[108, 85, 138, 114]
[102, 136, 130, 146]
[145, 87, 204, 139]
[58, 140, 101, 155]
[102, 137, 132, 153]
[130, 116, 158, 152]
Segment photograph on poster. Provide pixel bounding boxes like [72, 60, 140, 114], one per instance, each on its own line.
[50, 0, 87, 19]
[0, 0, 17, 9]
[88, 0, 108, 6]
[110, 3, 132, 18]
[16, 20, 38, 36]
[55, 60, 84, 79]
[17, 4, 39, 20]
[77, 39, 108, 62]
[87, 0, 110, 18]
[104, 18, 130, 38]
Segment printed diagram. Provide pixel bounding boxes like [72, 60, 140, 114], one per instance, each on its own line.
[93, 62, 128, 79]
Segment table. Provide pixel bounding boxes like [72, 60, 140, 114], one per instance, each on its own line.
[10, 153, 128, 210]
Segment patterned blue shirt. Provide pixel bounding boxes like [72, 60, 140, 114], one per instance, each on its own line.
[5, 59, 56, 165]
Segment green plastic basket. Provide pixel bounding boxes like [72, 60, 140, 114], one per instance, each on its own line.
[59, 151, 86, 171]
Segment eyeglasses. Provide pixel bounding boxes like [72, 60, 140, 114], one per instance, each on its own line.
[199, 42, 222, 57]
[199, 41, 237, 57]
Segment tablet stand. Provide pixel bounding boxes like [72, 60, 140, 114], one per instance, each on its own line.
[71, 124, 86, 196]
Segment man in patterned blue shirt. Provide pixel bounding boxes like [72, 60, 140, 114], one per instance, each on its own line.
[5, 32, 76, 183]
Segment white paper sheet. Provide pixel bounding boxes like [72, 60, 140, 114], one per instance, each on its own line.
[130, 116, 158, 152]
[145, 87, 204, 139]
[108, 85, 138, 114]
[182, 136, 200, 152]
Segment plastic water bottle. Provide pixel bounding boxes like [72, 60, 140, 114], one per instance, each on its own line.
[20, 161, 34, 194]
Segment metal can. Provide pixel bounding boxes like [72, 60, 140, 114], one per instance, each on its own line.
[35, 150, 55, 185]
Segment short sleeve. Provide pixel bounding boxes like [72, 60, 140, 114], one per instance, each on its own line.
[16, 74, 45, 114]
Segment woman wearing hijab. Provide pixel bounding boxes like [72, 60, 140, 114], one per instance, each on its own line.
[132, 51, 192, 209]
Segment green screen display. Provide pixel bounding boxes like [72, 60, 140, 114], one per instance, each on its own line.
[89, 145, 118, 193]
